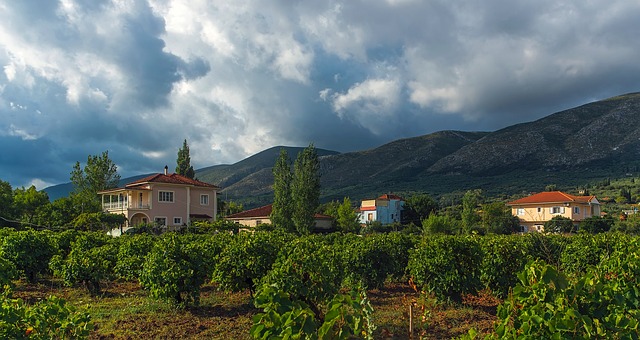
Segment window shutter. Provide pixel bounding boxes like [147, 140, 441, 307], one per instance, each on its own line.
[561, 207, 565, 214]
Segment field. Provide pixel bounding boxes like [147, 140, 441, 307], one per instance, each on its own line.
[12, 279, 499, 339]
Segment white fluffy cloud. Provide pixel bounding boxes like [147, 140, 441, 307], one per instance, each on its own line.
[1, 0, 640, 188]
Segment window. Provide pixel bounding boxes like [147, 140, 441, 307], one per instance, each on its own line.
[573, 207, 580, 214]
[551, 206, 564, 214]
[200, 194, 209, 205]
[173, 217, 182, 225]
[158, 191, 174, 203]
[154, 217, 167, 226]
[516, 208, 525, 216]
[367, 213, 373, 221]
[537, 207, 542, 213]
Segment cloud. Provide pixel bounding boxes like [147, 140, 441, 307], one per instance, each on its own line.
[1, 0, 640, 189]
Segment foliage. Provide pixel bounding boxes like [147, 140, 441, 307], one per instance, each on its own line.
[51, 233, 117, 295]
[421, 213, 460, 235]
[0, 252, 17, 288]
[478, 235, 532, 298]
[461, 190, 483, 234]
[0, 287, 92, 339]
[481, 201, 519, 234]
[336, 197, 360, 233]
[71, 212, 127, 231]
[493, 254, 640, 339]
[1, 230, 55, 283]
[175, 139, 195, 179]
[544, 215, 576, 233]
[0, 180, 15, 223]
[114, 234, 156, 281]
[408, 235, 482, 302]
[250, 284, 375, 340]
[579, 215, 615, 234]
[525, 233, 568, 269]
[402, 193, 438, 227]
[212, 231, 293, 294]
[560, 232, 629, 275]
[612, 213, 640, 234]
[270, 148, 294, 232]
[189, 219, 240, 234]
[33, 197, 77, 229]
[140, 234, 209, 306]
[292, 144, 321, 235]
[261, 236, 344, 316]
[12, 186, 49, 224]
[70, 150, 120, 214]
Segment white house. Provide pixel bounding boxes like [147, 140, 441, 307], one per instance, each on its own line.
[359, 194, 404, 225]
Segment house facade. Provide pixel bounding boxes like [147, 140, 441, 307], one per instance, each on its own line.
[358, 194, 404, 225]
[225, 204, 333, 230]
[507, 191, 601, 232]
[98, 167, 219, 229]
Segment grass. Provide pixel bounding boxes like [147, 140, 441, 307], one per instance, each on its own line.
[11, 279, 500, 339]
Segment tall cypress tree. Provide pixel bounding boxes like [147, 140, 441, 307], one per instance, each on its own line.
[270, 148, 294, 232]
[291, 144, 320, 235]
[176, 139, 195, 179]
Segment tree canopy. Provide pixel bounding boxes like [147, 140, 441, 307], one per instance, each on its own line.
[176, 139, 195, 179]
[291, 144, 320, 234]
[70, 151, 120, 213]
[270, 148, 294, 232]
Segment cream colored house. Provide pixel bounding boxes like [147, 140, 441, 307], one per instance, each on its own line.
[98, 166, 219, 229]
[225, 204, 333, 230]
[507, 191, 600, 232]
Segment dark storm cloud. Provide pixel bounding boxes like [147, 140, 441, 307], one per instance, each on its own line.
[1, 0, 640, 189]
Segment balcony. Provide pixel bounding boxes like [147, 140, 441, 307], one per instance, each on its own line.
[102, 202, 150, 211]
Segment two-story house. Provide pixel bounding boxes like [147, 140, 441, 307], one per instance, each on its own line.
[507, 191, 601, 232]
[99, 166, 219, 229]
[358, 194, 404, 225]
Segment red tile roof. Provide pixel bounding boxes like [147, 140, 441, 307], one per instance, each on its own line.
[508, 191, 597, 205]
[378, 194, 404, 200]
[360, 206, 377, 211]
[226, 204, 332, 220]
[125, 173, 219, 189]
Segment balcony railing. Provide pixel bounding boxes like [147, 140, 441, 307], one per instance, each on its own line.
[102, 202, 150, 210]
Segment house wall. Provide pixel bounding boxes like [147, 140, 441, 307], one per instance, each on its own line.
[512, 201, 600, 232]
[148, 184, 217, 226]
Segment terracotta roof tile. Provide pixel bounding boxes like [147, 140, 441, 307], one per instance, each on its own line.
[508, 191, 597, 205]
[378, 194, 404, 200]
[226, 204, 333, 220]
[125, 173, 219, 189]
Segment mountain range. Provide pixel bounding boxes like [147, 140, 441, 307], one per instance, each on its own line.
[45, 92, 640, 206]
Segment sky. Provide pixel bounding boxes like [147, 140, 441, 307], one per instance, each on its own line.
[1, 0, 640, 190]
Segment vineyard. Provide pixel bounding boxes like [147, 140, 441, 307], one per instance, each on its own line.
[2, 228, 640, 338]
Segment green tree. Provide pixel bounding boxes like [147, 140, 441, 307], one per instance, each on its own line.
[175, 139, 195, 179]
[461, 189, 482, 234]
[402, 193, 438, 226]
[0, 180, 15, 222]
[544, 215, 576, 233]
[481, 201, 519, 234]
[579, 215, 614, 234]
[13, 185, 49, 224]
[336, 197, 360, 233]
[291, 144, 320, 235]
[34, 196, 77, 229]
[70, 151, 120, 213]
[422, 214, 459, 234]
[270, 148, 294, 232]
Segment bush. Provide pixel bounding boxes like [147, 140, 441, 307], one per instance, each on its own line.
[139, 234, 208, 306]
[114, 234, 156, 281]
[0, 287, 92, 339]
[479, 235, 532, 298]
[560, 232, 631, 275]
[250, 284, 375, 339]
[525, 233, 568, 269]
[579, 215, 615, 234]
[1, 230, 55, 283]
[0, 252, 17, 288]
[408, 235, 482, 302]
[544, 215, 576, 233]
[212, 231, 293, 294]
[51, 233, 117, 295]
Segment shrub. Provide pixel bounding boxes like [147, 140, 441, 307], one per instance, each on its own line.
[544, 215, 576, 233]
[139, 234, 208, 306]
[560, 232, 631, 275]
[525, 233, 568, 269]
[114, 234, 156, 281]
[51, 233, 117, 295]
[1, 230, 55, 283]
[0, 251, 17, 288]
[479, 235, 532, 298]
[212, 231, 293, 294]
[408, 235, 482, 302]
[579, 215, 615, 234]
[0, 287, 92, 339]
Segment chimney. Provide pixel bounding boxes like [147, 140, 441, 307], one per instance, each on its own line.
[164, 165, 168, 175]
